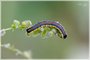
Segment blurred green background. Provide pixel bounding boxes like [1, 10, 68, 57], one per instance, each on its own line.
[1, 1, 89, 59]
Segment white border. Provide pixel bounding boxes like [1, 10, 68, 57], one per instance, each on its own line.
[89, 0, 90, 60]
[1, 0, 89, 1]
[0, 0, 1, 59]
[0, 59, 89, 60]
[0, 0, 89, 60]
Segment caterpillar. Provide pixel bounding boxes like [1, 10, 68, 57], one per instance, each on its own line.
[26, 20, 67, 39]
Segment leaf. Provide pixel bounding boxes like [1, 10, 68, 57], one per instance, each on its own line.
[32, 28, 41, 37]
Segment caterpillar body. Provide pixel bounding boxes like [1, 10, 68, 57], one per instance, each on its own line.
[26, 20, 67, 39]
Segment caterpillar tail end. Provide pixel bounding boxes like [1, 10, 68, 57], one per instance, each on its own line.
[63, 34, 67, 39]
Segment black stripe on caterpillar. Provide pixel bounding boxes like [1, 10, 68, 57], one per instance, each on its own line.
[26, 20, 67, 39]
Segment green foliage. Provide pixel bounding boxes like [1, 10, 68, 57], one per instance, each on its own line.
[0, 20, 63, 59]
[1, 20, 63, 38]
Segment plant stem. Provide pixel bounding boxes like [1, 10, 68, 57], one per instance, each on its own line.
[2, 28, 12, 31]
